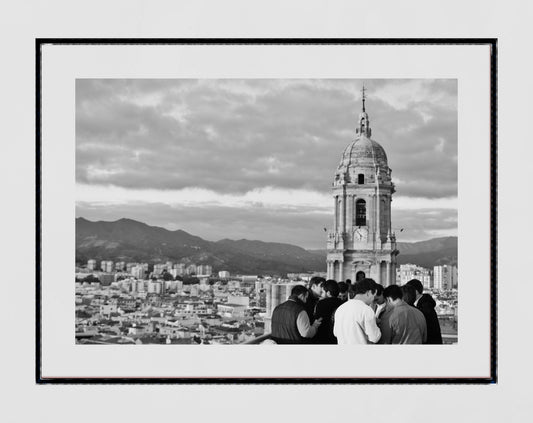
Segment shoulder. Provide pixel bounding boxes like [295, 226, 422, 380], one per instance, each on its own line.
[418, 294, 436, 309]
[335, 300, 352, 313]
[411, 306, 426, 320]
[362, 302, 375, 316]
[286, 299, 305, 312]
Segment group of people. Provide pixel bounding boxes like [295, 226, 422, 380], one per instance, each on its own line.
[270, 276, 443, 345]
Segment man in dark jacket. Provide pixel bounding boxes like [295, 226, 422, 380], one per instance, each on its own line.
[271, 284, 322, 344]
[406, 279, 443, 344]
[304, 276, 325, 322]
[313, 280, 343, 344]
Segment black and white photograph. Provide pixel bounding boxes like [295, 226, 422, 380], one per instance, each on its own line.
[74, 78, 458, 347]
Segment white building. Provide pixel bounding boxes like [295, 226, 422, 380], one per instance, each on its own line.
[196, 264, 213, 276]
[186, 264, 197, 275]
[227, 295, 250, 307]
[100, 260, 114, 272]
[174, 263, 186, 276]
[153, 263, 167, 276]
[131, 265, 145, 280]
[147, 281, 162, 294]
[397, 264, 432, 288]
[433, 265, 458, 290]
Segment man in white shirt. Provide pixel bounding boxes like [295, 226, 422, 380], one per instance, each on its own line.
[333, 278, 381, 344]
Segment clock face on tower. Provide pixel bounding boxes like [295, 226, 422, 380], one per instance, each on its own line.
[354, 227, 368, 241]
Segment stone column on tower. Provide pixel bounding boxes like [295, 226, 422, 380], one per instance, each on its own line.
[333, 195, 338, 233]
[341, 191, 346, 233]
[375, 261, 382, 285]
[347, 194, 353, 232]
[327, 261, 333, 280]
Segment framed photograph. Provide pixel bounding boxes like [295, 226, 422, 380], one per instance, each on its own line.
[37, 39, 496, 383]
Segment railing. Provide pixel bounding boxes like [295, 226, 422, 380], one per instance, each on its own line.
[242, 333, 272, 344]
[243, 333, 457, 344]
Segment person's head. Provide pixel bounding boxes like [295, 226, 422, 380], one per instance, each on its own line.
[401, 284, 416, 306]
[290, 284, 309, 303]
[338, 281, 349, 300]
[351, 278, 378, 305]
[345, 279, 352, 285]
[373, 283, 385, 306]
[322, 279, 340, 298]
[309, 276, 325, 298]
[383, 284, 403, 305]
[406, 279, 424, 299]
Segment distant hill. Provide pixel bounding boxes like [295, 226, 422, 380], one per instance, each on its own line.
[76, 217, 326, 275]
[396, 237, 458, 268]
[308, 236, 458, 269]
[77, 217, 457, 274]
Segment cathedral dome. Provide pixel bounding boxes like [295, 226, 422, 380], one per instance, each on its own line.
[336, 135, 389, 173]
[333, 88, 390, 182]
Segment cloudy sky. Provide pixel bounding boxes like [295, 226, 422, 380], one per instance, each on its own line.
[75, 79, 457, 249]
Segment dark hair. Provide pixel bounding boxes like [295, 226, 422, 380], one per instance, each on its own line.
[401, 284, 416, 305]
[345, 279, 352, 285]
[352, 278, 377, 296]
[309, 276, 326, 287]
[338, 281, 349, 294]
[291, 284, 309, 297]
[374, 283, 384, 296]
[406, 279, 424, 295]
[383, 284, 402, 300]
[323, 279, 340, 297]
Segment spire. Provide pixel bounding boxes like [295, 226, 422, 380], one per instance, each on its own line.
[356, 85, 371, 137]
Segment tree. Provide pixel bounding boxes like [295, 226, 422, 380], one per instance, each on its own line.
[162, 271, 173, 281]
[183, 276, 200, 285]
[82, 274, 100, 283]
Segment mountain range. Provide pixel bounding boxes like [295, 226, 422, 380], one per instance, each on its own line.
[76, 217, 457, 275]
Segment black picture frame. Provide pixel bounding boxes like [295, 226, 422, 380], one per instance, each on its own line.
[36, 38, 497, 384]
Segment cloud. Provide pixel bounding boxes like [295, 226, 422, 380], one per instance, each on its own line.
[391, 208, 458, 242]
[76, 79, 457, 198]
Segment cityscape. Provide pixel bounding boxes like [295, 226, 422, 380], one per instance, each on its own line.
[76, 79, 458, 346]
[75, 259, 458, 345]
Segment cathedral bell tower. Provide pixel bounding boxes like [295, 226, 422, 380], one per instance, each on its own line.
[326, 87, 398, 286]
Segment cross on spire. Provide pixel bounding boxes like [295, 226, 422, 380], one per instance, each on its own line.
[356, 84, 371, 137]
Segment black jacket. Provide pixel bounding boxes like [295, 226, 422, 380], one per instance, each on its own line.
[304, 291, 319, 323]
[416, 294, 443, 344]
[313, 297, 343, 344]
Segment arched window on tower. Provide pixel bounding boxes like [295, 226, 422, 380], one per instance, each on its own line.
[355, 199, 366, 226]
[358, 173, 364, 184]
